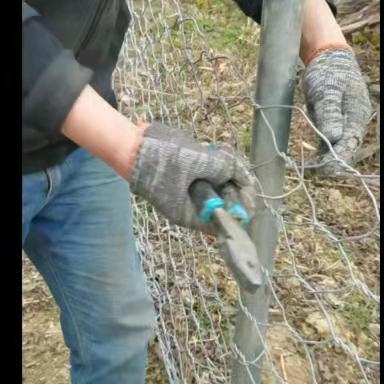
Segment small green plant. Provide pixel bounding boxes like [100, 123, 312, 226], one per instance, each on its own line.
[342, 291, 377, 336]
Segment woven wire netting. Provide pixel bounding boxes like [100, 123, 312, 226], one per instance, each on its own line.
[113, 1, 380, 383]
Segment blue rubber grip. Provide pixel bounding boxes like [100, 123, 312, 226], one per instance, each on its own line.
[199, 197, 225, 223]
[227, 203, 250, 225]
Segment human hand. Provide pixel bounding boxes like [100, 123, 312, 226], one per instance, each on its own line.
[303, 48, 372, 175]
[129, 122, 256, 232]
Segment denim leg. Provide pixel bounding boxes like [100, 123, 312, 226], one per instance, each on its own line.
[22, 170, 50, 243]
[23, 149, 155, 384]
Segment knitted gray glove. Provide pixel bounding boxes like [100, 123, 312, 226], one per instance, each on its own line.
[303, 49, 372, 175]
[130, 122, 256, 231]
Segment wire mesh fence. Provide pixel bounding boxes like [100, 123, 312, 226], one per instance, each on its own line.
[113, 1, 380, 383]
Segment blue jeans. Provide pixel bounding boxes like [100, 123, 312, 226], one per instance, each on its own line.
[22, 148, 155, 384]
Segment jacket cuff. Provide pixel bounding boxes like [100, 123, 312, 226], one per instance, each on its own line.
[22, 3, 39, 23]
[237, 0, 337, 24]
[23, 50, 93, 140]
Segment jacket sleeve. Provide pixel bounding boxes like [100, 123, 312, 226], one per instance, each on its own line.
[232, 0, 337, 24]
[22, 3, 93, 140]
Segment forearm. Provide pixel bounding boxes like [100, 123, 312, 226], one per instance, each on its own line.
[61, 85, 145, 179]
[300, 0, 347, 64]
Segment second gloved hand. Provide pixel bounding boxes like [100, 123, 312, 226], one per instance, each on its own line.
[129, 122, 255, 232]
[303, 48, 372, 175]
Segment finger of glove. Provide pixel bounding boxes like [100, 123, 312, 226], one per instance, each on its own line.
[216, 142, 236, 155]
[146, 176, 216, 234]
[314, 94, 371, 177]
[215, 144, 254, 184]
[303, 49, 352, 144]
[313, 122, 363, 176]
[165, 147, 238, 231]
[312, 88, 344, 145]
[174, 198, 217, 235]
[234, 158, 255, 188]
[238, 184, 258, 218]
[210, 149, 254, 189]
[342, 73, 372, 133]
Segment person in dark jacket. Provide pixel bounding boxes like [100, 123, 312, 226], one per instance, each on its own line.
[22, 1, 371, 383]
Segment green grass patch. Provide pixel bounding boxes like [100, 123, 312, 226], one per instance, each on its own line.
[341, 291, 378, 337]
[183, 0, 260, 56]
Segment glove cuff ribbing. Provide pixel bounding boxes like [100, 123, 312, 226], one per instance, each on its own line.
[304, 43, 352, 66]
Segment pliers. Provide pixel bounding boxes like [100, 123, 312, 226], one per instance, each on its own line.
[189, 180, 263, 293]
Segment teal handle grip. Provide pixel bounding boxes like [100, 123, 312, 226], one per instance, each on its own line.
[189, 180, 225, 223]
[227, 203, 250, 225]
[199, 197, 225, 223]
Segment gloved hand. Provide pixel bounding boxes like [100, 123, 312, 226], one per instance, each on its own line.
[129, 122, 256, 232]
[303, 48, 372, 175]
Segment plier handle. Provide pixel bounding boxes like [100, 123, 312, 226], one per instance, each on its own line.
[189, 180, 262, 293]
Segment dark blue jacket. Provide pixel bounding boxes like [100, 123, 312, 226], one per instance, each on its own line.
[22, 0, 336, 174]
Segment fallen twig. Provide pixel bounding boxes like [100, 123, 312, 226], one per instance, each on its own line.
[341, 14, 380, 35]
